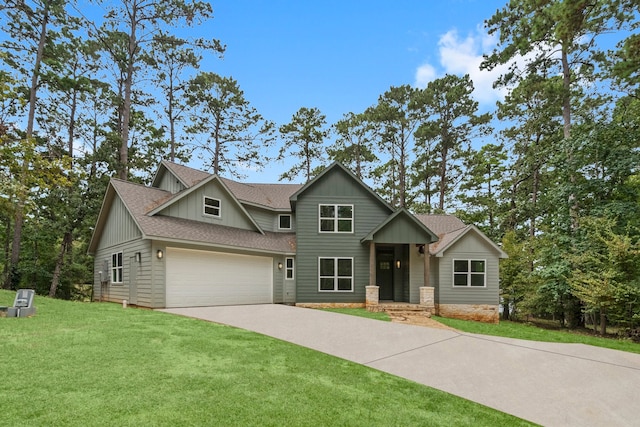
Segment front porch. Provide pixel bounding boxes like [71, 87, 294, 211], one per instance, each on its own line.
[366, 285, 435, 315]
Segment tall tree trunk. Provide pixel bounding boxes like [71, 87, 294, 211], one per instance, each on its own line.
[119, 3, 138, 180]
[49, 232, 72, 297]
[531, 167, 539, 238]
[561, 47, 579, 231]
[49, 76, 80, 298]
[398, 139, 406, 208]
[599, 308, 606, 335]
[5, 1, 50, 290]
[213, 116, 220, 174]
[438, 147, 448, 211]
[169, 83, 176, 161]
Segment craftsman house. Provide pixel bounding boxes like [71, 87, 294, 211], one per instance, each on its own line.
[88, 161, 507, 322]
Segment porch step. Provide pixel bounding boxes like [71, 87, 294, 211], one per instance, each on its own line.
[378, 303, 427, 313]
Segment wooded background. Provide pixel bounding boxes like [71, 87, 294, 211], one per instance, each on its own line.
[1, 0, 639, 334]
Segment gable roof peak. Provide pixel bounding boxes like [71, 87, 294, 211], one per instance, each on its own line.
[152, 160, 211, 188]
[290, 161, 393, 212]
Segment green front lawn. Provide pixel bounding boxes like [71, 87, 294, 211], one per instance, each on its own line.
[433, 316, 640, 354]
[0, 291, 531, 426]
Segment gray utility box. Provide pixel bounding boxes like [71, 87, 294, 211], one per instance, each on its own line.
[6, 289, 36, 318]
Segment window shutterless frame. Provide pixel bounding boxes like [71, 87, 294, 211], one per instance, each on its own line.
[111, 252, 123, 284]
[452, 259, 486, 287]
[318, 204, 353, 233]
[203, 196, 221, 217]
[278, 214, 292, 230]
[318, 257, 353, 292]
[285, 257, 294, 280]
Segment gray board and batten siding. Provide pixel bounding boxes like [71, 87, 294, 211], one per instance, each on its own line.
[92, 194, 161, 307]
[294, 166, 392, 303]
[155, 168, 187, 194]
[154, 179, 257, 231]
[436, 229, 501, 306]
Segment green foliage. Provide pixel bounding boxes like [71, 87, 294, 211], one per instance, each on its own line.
[278, 107, 330, 182]
[413, 74, 491, 212]
[186, 72, 275, 178]
[327, 112, 378, 180]
[498, 231, 538, 320]
[367, 84, 424, 208]
[456, 143, 507, 239]
[569, 217, 640, 331]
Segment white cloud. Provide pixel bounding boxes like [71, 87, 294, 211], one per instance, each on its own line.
[415, 63, 437, 88]
[414, 26, 511, 106]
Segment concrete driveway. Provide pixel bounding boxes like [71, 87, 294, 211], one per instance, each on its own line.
[159, 304, 640, 427]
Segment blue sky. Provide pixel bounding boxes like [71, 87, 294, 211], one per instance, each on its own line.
[186, 0, 510, 181]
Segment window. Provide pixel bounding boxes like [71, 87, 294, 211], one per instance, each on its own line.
[203, 196, 221, 217]
[453, 260, 486, 287]
[319, 204, 353, 233]
[285, 257, 294, 280]
[279, 214, 292, 230]
[319, 257, 353, 292]
[111, 252, 123, 284]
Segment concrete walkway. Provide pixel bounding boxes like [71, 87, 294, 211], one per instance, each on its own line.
[159, 304, 640, 427]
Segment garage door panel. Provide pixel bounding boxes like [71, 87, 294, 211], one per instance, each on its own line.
[166, 248, 273, 308]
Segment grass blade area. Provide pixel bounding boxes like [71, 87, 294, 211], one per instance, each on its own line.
[433, 316, 640, 354]
[0, 291, 533, 426]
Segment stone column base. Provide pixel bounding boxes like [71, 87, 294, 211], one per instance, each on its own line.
[419, 286, 435, 315]
[365, 285, 381, 312]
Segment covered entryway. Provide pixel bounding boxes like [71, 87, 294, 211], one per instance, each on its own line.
[165, 247, 273, 308]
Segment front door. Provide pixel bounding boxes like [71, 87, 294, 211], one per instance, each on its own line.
[376, 247, 394, 300]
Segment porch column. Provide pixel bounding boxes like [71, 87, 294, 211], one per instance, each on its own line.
[421, 244, 435, 315]
[366, 241, 380, 312]
[369, 241, 376, 285]
[423, 244, 430, 287]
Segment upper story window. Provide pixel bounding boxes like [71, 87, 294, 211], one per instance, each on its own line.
[319, 204, 353, 233]
[203, 196, 221, 217]
[453, 260, 486, 287]
[111, 252, 123, 284]
[279, 214, 292, 230]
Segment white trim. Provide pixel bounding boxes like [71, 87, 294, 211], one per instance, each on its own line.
[111, 251, 123, 284]
[285, 257, 295, 280]
[278, 214, 292, 230]
[203, 196, 221, 218]
[318, 257, 354, 292]
[318, 204, 354, 233]
[452, 259, 487, 288]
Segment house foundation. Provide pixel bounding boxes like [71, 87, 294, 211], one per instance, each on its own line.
[436, 303, 499, 323]
[295, 302, 366, 309]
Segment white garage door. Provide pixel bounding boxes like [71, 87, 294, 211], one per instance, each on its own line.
[165, 248, 273, 308]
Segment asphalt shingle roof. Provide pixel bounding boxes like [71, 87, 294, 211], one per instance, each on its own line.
[111, 179, 295, 254]
[414, 214, 467, 255]
[162, 161, 210, 187]
[220, 178, 302, 210]
[106, 163, 473, 256]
